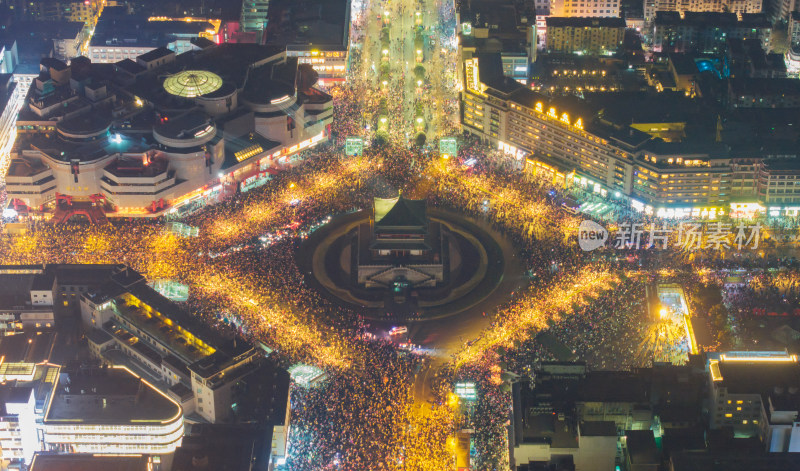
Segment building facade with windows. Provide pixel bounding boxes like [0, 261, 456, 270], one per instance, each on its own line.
[644, 0, 763, 23]
[652, 12, 772, 54]
[547, 0, 621, 17]
[545, 17, 626, 54]
[42, 365, 183, 467]
[6, 42, 332, 218]
[706, 352, 800, 452]
[461, 56, 800, 218]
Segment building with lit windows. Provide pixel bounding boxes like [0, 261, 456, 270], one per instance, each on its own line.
[0, 266, 56, 333]
[457, 0, 536, 83]
[545, 0, 621, 17]
[545, 17, 626, 55]
[0, 360, 61, 468]
[241, 0, 270, 36]
[26, 0, 102, 23]
[652, 12, 771, 54]
[79, 265, 291, 462]
[728, 78, 800, 108]
[265, 0, 351, 84]
[286, 47, 348, 83]
[42, 365, 183, 468]
[6, 41, 332, 219]
[461, 55, 800, 218]
[87, 8, 215, 64]
[706, 352, 800, 452]
[644, 0, 763, 24]
[29, 453, 152, 471]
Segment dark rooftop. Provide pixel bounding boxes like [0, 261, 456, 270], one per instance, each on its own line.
[671, 451, 800, 471]
[580, 421, 617, 436]
[45, 367, 181, 425]
[114, 59, 146, 76]
[626, 430, 659, 465]
[0, 332, 57, 364]
[265, 0, 350, 48]
[138, 46, 174, 64]
[374, 196, 427, 228]
[546, 17, 626, 27]
[29, 453, 149, 471]
[716, 359, 800, 392]
[730, 77, 800, 96]
[172, 424, 271, 471]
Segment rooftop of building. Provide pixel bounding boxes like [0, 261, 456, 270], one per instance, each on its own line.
[128, 43, 285, 109]
[0, 386, 33, 411]
[12, 130, 151, 165]
[626, 430, 659, 465]
[222, 131, 280, 170]
[137, 46, 174, 63]
[459, 0, 534, 31]
[655, 11, 769, 27]
[641, 139, 729, 160]
[587, 91, 705, 125]
[671, 450, 800, 471]
[45, 366, 181, 425]
[29, 452, 150, 471]
[374, 196, 428, 228]
[186, 341, 259, 382]
[669, 53, 699, 76]
[730, 77, 800, 96]
[53, 263, 121, 286]
[173, 424, 273, 471]
[0, 20, 84, 41]
[546, 16, 626, 27]
[0, 273, 38, 308]
[762, 158, 800, 171]
[226, 358, 291, 425]
[90, 13, 211, 48]
[579, 420, 616, 436]
[715, 358, 800, 394]
[0, 332, 57, 364]
[153, 111, 214, 139]
[86, 328, 113, 346]
[265, 0, 350, 47]
[0, 362, 59, 415]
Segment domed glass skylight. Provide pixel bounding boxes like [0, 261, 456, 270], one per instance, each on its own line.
[163, 70, 223, 98]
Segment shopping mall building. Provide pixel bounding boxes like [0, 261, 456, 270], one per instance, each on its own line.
[461, 54, 800, 220]
[5, 42, 332, 219]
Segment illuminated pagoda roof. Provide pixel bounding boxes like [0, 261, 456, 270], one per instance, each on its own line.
[163, 70, 223, 98]
[373, 196, 427, 228]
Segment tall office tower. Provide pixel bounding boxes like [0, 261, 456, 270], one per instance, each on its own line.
[240, 0, 270, 33]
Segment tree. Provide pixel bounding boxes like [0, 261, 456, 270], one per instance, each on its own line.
[709, 303, 732, 346]
[414, 133, 426, 147]
[413, 65, 425, 81]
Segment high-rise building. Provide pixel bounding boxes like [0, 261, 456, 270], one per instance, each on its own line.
[240, 0, 270, 34]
